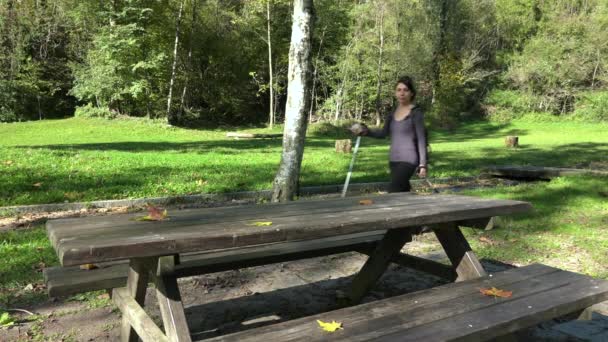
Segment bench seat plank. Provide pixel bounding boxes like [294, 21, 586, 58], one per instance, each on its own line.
[202, 264, 608, 342]
[47, 193, 531, 266]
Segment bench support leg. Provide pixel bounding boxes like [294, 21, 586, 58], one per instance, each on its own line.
[154, 255, 192, 342]
[348, 227, 412, 304]
[433, 223, 487, 281]
[121, 257, 155, 342]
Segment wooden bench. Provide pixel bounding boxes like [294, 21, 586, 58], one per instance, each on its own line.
[202, 264, 608, 341]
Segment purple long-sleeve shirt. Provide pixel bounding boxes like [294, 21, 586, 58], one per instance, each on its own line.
[367, 106, 427, 167]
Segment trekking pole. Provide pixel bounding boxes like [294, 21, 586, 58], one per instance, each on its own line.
[341, 136, 361, 198]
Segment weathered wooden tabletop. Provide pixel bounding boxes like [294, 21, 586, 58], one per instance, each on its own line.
[46, 193, 532, 267]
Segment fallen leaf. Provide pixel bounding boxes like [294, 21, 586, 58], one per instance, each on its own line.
[478, 236, 495, 245]
[147, 205, 168, 220]
[97, 293, 110, 300]
[317, 319, 343, 332]
[135, 205, 169, 221]
[480, 287, 512, 298]
[3, 160, 13, 166]
[23, 283, 34, 291]
[359, 199, 374, 205]
[79, 263, 99, 270]
[32, 262, 46, 272]
[248, 221, 273, 226]
[196, 179, 207, 186]
[32, 182, 43, 187]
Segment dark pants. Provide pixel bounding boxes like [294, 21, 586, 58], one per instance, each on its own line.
[388, 161, 417, 193]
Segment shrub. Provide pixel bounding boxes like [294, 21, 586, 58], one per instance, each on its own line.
[572, 92, 608, 122]
[0, 108, 18, 123]
[74, 104, 117, 119]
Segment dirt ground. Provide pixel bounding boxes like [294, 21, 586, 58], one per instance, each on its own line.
[3, 236, 605, 341]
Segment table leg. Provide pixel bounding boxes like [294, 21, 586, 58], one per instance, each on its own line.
[433, 222, 487, 281]
[348, 227, 412, 304]
[120, 257, 156, 342]
[154, 255, 192, 342]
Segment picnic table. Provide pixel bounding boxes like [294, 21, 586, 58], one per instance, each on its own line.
[46, 192, 534, 341]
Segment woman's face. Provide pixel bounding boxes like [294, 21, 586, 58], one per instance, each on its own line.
[395, 82, 413, 104]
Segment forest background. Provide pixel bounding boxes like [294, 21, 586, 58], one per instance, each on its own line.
[1, 0, 607, 127]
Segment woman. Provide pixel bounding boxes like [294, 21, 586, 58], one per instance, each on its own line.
[359, 76, 427, 193]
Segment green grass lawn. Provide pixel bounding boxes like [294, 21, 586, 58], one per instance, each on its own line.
[1, 117, 607, 207]
[1, 117, 607, 308]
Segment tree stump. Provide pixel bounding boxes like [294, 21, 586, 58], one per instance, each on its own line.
[335, 139, 352, 153]
[505, 136, 519, 148]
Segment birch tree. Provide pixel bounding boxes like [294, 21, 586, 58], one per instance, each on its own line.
[272, 0, 315, 202]
[167, 0, 184, 124]
[267, 0, 276, 128]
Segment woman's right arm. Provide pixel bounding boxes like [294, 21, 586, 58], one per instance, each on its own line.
[365, 113, 391, 138]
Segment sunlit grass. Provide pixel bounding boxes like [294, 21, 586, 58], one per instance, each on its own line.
[1, 117, 606, 207]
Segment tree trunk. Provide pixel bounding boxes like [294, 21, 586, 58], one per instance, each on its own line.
[309, 26, 326, 124]
[431, 0, 449, 105]
[271, 0, 315, 203]
[180, 0, 198, 118]
[374, 4, 385, 127]
[167, 0, 184, 125]
[267, 0, 275, 128]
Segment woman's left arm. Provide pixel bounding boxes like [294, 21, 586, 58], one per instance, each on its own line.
[413, 110, 428, 173]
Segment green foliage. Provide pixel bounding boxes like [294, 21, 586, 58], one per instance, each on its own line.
[482, 89, 546, 122]
[505, 1, 608, 114]
[1, 0, 608, 124]
[572, 91, 608, 121]
[484, 90, 538, 113]
[307, 120, 353, 139]
[0, 311, 15, 328]
[74, 104, 117, 119]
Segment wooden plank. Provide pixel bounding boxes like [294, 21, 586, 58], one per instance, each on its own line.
[46, 193, 433, 246]
[433, 223, 487, 281]
[154, 256, 192, 342]
[44, 231, 385, 297]
[46, 193, 418, 230]
[45, 193, 512, 247]
[201, 264, 562, 341]
[52, 196, 531, 266]
[44, 262, 130, 297]
[389, 253, 456, 281]
[454, 217, 494, 230]
[375, 275, 608, 341]
[485, 165, 608, 179]
[173, 232, 382, 278]
[348, 228, 412, 304]
[45, 193, 433, 251]
[226, 132, 282, 138]
[113, 287, 169, 342]
[120, 258, 155, 342]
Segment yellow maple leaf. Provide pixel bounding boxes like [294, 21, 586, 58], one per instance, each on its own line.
[480, 287, 512, 298]
[359, 199, 374, 205]
[79, 263, 98, 270]
[248, 221, 273, 226]
[317, 319, 343, 332]
[135, 205, 169, 221]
